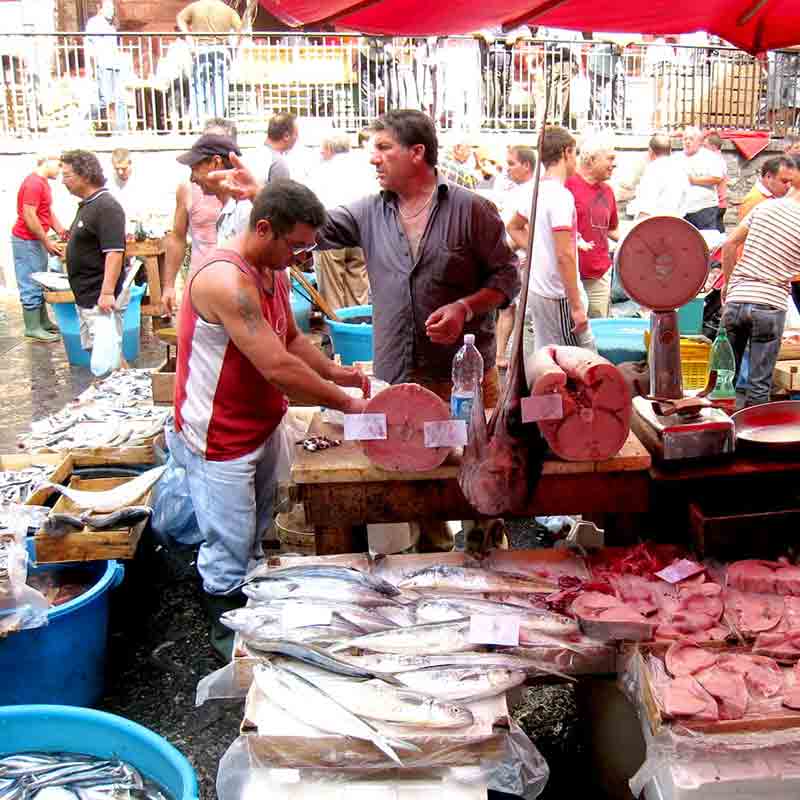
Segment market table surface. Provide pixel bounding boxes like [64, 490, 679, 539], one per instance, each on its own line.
[291, 413, 651, 554]
[648, 448, 800, 558]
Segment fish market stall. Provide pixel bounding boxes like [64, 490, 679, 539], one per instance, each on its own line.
[290, 414, 651, 554]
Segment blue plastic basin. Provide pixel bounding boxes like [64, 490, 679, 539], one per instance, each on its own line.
[0, 705, 198, 800]
[50, 284, 146, 368]
[326, 304, 373, 366]
[590, 317, 650, 365]
[0, 552, 124, 706]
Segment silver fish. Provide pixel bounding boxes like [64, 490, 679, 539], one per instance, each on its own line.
[246, 564, 399, 597]
[241, 640, 379, 678]
[279, 663, 474, 729]
[330, 618, 477, 655]
[242, 578, 396, 607]
[337, 651, 555, 675]
[42, 467, 167, 512]
[225, 600, 396, 634]
[415, 596, 579, 637]
[395, 666, 527, 701]
[253, 662, 414, 765]
[397, 565, 552, 594]
[80, 507, 152, 531]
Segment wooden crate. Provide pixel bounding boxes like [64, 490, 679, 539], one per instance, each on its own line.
[774, 360, 800, 392]
[151, 357, 176, 406]
[33, 476, 153, 564]
[0, 453, 70, 506]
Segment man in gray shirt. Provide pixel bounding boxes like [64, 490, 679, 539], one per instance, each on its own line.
[318, 109, 519, 405]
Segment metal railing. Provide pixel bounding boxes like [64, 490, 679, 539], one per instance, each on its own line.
[0, 32, 795, 139]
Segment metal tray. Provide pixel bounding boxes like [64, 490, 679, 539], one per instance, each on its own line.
[732, 401, 800, 450]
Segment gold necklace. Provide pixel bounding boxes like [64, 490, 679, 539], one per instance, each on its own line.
[398, 186, 437, 221]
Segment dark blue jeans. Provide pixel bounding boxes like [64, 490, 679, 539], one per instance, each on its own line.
[684, 206, 720, 232]
[721, 301, 786, 406]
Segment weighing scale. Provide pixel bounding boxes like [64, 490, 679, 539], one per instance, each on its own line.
[616, 216, 735, 461]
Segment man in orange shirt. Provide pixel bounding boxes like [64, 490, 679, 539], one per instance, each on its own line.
[739, 156, 795, 221]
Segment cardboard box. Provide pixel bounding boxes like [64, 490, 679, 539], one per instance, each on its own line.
[774, 360, 800, 392]
[151, 357, 176, 406]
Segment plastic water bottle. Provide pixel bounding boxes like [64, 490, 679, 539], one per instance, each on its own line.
[451, 334, 484, 424]
[708, 326, 736, 409]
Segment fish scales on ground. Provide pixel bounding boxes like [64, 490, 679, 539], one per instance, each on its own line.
[42, 466, 167, 512]
[397, 565, 554, 594]
[253, 662, 415, 765]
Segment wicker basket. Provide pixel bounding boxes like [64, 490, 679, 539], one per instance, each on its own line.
[275, 504, 315, 554]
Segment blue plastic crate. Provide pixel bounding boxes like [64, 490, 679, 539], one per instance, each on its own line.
[590, 318, 650, 365]
[50, 284, 145, 368]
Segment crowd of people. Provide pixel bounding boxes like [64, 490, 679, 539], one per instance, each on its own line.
[11, 102, 800, 654]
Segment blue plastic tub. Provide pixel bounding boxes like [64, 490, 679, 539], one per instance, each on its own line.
[0, 552, 124, 706]
[291, 288, 312, 333]
[678, 296, 704, 335]
[590, 318, 650, 365]
[51, 284, 146, 368]
[0, 705, 198, 800]
[326, 304, 373, 365]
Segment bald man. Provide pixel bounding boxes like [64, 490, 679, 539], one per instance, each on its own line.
[674, 126, 724, 230]
[632, 133, 689, 220]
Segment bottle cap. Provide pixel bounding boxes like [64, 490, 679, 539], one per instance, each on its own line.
[464, 334, 475, 346]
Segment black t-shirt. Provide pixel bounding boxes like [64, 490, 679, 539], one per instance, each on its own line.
[66, 188, 126, 308]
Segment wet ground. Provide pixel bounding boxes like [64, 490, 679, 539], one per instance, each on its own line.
[1, 294, 606, 800]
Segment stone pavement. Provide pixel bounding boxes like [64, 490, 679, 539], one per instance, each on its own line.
[0, 293, 164, 451]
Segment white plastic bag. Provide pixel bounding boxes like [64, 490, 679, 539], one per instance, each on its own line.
[90, 312, 122, 377]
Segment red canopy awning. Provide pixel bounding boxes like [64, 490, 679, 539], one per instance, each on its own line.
[258, 0, 800, 54]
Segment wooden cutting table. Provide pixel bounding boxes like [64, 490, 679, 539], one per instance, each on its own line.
[291, 413, 652, 554]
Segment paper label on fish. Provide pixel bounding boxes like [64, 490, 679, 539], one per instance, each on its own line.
[468, 614, 520, 646]
[281, 603, 333, 629]
[655, 558, 705, 584]
[423, 420, 467, 448]
[521, 394, 564, 423]
[343, 413, 387, 441]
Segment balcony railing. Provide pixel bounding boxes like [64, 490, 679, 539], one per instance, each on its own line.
[0, 32, 795, 139]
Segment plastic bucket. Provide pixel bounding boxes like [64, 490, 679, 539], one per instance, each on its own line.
[0, 705, 198, 800]
[326, 304, 373, 366]
[0, 552, 124, 706]
[590, 318, 650, 365]
[51, 284, 146, 368]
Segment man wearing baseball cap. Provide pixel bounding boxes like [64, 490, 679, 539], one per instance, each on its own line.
[176, 132, 253, 243]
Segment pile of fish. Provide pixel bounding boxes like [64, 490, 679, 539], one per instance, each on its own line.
[80, 369, 154, 406]
[219, 560, 622, 764]
[0, 465, 56, 506]
[0, 751, 172, 800]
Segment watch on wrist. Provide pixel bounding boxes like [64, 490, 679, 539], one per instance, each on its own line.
[457, 298, 474, 322]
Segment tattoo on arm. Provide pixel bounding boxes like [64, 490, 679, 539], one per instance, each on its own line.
[237, 289, 261, 335]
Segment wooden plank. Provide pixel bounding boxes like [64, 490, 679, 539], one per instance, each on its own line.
[291, 414, 650, 486]
[33, 476, 151, 563]
[68, 445, 155, 465]
[44, 290, 75, 303]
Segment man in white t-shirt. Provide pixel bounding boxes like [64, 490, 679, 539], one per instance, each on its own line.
[507, 126, 594, 352]
[673, 126, 724, 231]
[632, 133, 688, 220]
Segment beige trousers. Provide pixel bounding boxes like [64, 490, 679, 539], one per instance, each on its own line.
[582, 272, 612, 319]
[313, 247, 369, 311]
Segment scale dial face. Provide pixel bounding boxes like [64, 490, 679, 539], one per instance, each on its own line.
[616, 216, 709, 311]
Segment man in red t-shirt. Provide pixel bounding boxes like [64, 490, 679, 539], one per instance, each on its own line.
[565, 133, 619, 318]
[11, 153, 67, 341]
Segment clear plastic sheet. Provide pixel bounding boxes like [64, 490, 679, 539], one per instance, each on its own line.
[196, 661, 250, 706]
[217, 727, 548, 800]
[0, 582, 50, 635]
[0, 504, 50, 545]
[150, 455, 202, 546]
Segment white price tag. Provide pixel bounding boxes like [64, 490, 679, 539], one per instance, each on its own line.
[468, 614, 520, 646]
[343, 413, 387, 441]
[281, 603, 333, 629]
[521, 394, 564, 423]
[423, 419, 468, 448]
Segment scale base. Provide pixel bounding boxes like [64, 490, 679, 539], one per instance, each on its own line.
[632, 396, 735, 461]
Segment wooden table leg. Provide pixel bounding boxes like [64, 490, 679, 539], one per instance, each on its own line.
[315, 524, 368, 555]
[141, 254, 162, 316]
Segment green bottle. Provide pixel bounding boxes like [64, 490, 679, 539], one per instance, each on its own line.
[708, 327, 736, 401]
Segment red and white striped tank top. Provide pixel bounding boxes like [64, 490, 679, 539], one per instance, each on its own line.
[174, 248, 289, 461]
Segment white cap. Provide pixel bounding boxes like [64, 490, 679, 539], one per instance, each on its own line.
[464, 334, 475, 345]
